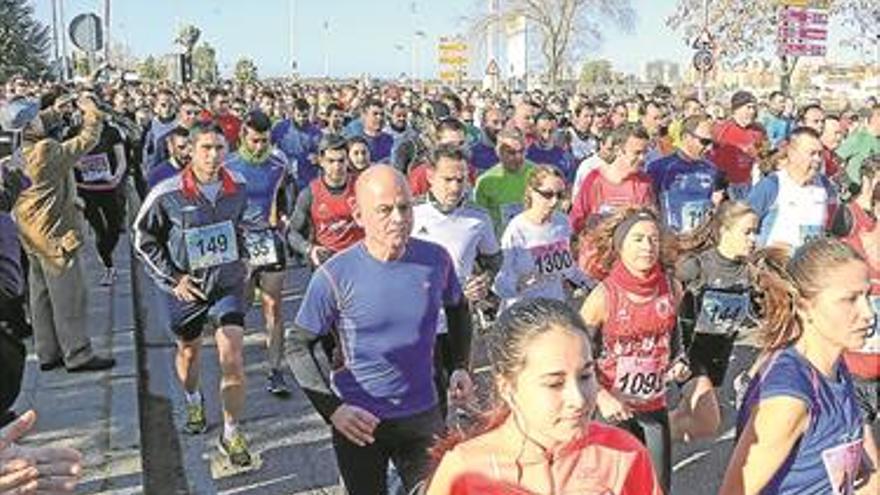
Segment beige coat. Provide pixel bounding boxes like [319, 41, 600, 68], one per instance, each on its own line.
[13, 107, 103, 272]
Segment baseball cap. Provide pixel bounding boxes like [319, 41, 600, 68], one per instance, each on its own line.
[730, 91, 757, 111]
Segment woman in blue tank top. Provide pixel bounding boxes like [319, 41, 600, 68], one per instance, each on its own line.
[719, 239, 878, 494]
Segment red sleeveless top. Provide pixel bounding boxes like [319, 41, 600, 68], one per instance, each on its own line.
[597, 277, 677, 412]
[309, 178, 364, 253]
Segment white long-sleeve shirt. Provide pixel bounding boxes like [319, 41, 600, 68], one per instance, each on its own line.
[493, 211, 593, 311]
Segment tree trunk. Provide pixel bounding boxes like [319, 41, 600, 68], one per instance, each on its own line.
[779, 55, 799, 94]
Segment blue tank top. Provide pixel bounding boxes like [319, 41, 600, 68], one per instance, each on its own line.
[737, 346, 865, 495]
[225, 152, 286, 225]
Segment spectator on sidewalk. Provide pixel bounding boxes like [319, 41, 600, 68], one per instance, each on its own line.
[10, 95, 116, 373]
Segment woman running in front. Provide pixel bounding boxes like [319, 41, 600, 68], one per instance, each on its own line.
[425, 298, 662, 495]
[493, 165, 593, 311]
[669, 201, 760, 441]
[578, 207, 690, 493]
[719, 238, 878, 495]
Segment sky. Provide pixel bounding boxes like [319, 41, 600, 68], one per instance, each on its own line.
[30, 0, 866, 80]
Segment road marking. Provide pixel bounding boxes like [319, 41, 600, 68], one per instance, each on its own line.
[673, 450, 709, 472]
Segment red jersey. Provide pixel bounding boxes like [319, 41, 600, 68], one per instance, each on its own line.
[709, 120, 767, 185]
[309, 179, 364, 252]
[568, 168, 655, 234]
[199, 111, 242, 151]
[823, 147, 842, 179]
[843, 231, 880, 379]
[597, 278, 677, 413]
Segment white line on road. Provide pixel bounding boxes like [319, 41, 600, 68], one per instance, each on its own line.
[673, 450, 710, 472]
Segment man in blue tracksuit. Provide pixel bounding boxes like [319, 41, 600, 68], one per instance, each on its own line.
[133, 123, 253, 467]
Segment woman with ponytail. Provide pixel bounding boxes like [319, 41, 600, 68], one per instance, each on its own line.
[669, 201, 760, 442]
[720, 239, 878, 495]
[425, 298, 661, 495]
[577, 207, 690, 493]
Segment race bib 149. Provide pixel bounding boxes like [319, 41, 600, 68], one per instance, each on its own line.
[184, 221, 239, 270]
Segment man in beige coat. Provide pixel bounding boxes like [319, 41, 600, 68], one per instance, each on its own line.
[12, 93, 115, 372]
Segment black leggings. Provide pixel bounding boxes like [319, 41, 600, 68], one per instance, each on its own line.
[612, 408, 671, 494]
[81, 189, 126, 269]
[332, 407, 442, 495]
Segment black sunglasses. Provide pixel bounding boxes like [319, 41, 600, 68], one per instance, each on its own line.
[533, 189, 565, 200]
[690, 133, 714, 147]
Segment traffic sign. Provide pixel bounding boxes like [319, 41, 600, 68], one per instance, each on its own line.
[777, 3, 828, 58]
[692, 49, 714, 73]
[691, 28, 715, 50]
[439, 55, 468, 66]
[69, 13, 103, 53]
[778, 43, 826, 57]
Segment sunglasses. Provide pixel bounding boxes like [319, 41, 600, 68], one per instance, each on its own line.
[691, 134, 714, 147]
[533, 189, 565, 200]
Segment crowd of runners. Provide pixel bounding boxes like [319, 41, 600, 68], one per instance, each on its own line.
[0, 70, 878, 494]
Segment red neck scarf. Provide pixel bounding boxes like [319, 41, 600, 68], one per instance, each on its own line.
[607, 260, 663, 297]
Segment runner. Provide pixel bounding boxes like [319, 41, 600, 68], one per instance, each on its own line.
[139, 88, 177, 172]
[133, 123, 253, 466]
[748, 127, 838, 250]
[408, 118, 476, 197]
[347, 135, 372, 173]
[710, 91, 768, 201]
[73, 116, 129, 286]
[493, 165, 592, 311]
[830, 154, 878, 239]
[569, 123, 655, 236]
[720, 239, 878, 495]
[287, 133, 363, 267]
[412, 144, 501, 417]
[470, 106, 502, 173]
[426, 298, 662, 495]
[271, 98, 322, 191]
[578, 208, 690, 493]
[567, 101, 598, 165]
[526, 111, 574, 183]
[669, 201, 759, 442]
[345, 98, 394, 164]
[646, 114, 726, 234]
[225, 111, 291, 396]
[760, 91, 794, 151]
[571, 130, 613, 202]
[820, 113, 845, 179]
[201, 89, 241, 151]
[474, 128, 536, 235]
[146, 126, 190, 190]
[288, 165, 474, 494]
[837, 104, 879, 177]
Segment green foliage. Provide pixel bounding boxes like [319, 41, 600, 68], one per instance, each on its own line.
[0, 0, 52, 80]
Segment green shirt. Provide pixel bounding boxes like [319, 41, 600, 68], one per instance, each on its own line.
[837, 128, 880, 183]
[474, 161, 535, 235]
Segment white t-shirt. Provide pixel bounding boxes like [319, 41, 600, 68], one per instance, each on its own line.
[412, 199, 500, 333]
[493, 211, 593, 311]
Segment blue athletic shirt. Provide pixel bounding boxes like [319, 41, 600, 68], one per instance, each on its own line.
[294, 239, 463, 419]
[225, 150, 287, 225]
[737, 346, 865, 495]
[646, 152, 723, 233]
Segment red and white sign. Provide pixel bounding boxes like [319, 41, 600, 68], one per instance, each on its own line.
[778, 4, 828, 57]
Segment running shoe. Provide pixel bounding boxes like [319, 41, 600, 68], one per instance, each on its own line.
[266, 369, 290, 396]
[184, 398, 207, 435]
[218, 432, 252, 467]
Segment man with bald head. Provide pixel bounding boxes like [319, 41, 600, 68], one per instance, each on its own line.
[288, 165, 474, 494]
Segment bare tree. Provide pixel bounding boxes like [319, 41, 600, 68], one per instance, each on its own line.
[470, 0, 634, 89]
[667, 0, 878, 93]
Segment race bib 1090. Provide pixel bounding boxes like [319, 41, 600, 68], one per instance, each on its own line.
[184, 221, 239, 270]
[614, 356, 666, 402]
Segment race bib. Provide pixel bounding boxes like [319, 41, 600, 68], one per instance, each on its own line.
[799, 224, 823, 246]
[184, 221, 239, 270]
[77, 154, 112, 183]
[728, 183, 750, 201]
[821, 440, 862, 495]
[614, 356, 665, 402]
[243, 229, 280, 268]
[531, 241, 574, 275]
[695, 289, 751, 335]
[858, 295, 880, 355]
[499, 203, 523, 228]
[680, 200, 712, 233]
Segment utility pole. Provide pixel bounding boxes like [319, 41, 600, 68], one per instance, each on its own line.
[51, 0, 60, 69]
[323, 20, 330, 78]
[699, 0, 708, 102]
[103, 0, 110, 63]
[410, 2, 417, 83]
[288, 0, 297, 76]
[58, 0, 68, 81]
